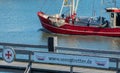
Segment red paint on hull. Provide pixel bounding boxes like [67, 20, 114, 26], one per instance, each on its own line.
[38, 12, 120, 37]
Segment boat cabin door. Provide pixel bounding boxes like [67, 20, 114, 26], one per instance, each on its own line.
[116, 13, 120, 27]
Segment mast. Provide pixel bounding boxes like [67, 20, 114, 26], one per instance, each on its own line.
[92, 0, 95, 17]
[59, 0, 79, 17]
[60, 1, 65, 16]
[100, 0, 104, 24]
[70, 0, 80, 15]
[112, 0, 116, 7]
[71, 0, 75, 15]
[75, 0, 79, 13]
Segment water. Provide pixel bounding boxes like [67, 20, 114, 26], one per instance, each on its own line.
[0, 0, 120, 72]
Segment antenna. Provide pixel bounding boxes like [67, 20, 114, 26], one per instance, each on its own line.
[92, 0, 95, 17]
[100, 0, 104, 24]
[112, 0, 116, 7]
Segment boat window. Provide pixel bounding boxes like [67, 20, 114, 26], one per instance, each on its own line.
[116, 13, 120, 26]
[111, 13, 114, 18]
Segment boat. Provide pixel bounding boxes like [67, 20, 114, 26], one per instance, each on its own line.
[37, 0, 120, 37]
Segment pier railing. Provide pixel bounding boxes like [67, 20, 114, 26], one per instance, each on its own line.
[0, 37, 120, 73]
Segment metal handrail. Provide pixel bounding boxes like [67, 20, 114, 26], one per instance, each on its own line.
[57, 46, 120, 55]
[0, 42, 120, 55]
[0, 42, 120, 73]
[0, 42, 47, 48]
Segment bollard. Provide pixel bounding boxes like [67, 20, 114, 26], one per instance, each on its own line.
[70, 66, 73, 73]
[48, 37, 57, 52]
